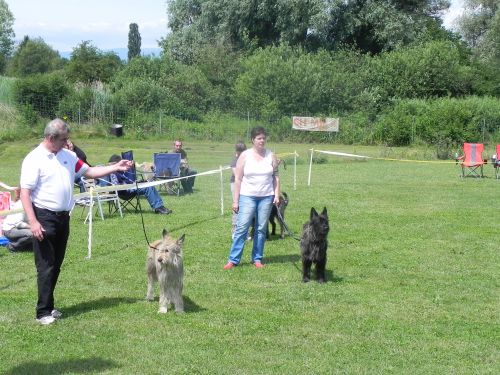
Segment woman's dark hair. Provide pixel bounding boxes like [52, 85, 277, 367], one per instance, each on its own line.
[250, 126, 267, 140]
[235, 141, 247, 153]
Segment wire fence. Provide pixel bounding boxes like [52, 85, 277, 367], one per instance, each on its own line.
[2, 95, 500, 148]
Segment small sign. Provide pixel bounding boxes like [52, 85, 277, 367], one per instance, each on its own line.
[292, 116, 339, 132]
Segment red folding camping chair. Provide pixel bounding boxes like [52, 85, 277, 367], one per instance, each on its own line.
[457, 143, 485, 178]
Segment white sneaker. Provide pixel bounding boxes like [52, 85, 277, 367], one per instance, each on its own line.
[36, 315, 56, 325]
[51, 309, 62, 319]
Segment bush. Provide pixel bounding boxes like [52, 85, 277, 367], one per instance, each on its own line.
[12, 72, 70, 119]
[374, 96, 500, 147]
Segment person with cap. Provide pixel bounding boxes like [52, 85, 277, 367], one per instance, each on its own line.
[106, 154, 172, 215]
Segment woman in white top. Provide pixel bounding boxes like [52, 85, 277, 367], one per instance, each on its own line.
[224, 127, 280, 269]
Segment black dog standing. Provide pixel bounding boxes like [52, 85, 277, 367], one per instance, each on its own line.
[300, 207, 329, 283]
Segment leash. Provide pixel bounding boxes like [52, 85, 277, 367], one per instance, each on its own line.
[134, 179, 159, 250]
[275, 204, 301, 241]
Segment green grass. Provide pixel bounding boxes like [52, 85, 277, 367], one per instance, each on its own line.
[0, 139, 499, 374]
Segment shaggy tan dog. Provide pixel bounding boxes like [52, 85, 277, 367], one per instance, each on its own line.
[146, 229, 185, 313]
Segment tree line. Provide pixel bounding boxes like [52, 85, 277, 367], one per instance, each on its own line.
[0, 0, 499, 148]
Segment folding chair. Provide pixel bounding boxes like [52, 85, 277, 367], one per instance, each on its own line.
[118, 150, 141, 213]
[457, 143, 485, 178]
[77, 177, 123, 222]
[493, 144, 500, 180]
[153, 153, 182, 196]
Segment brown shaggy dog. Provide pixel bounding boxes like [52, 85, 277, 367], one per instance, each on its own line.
[146, 229, 185, 313]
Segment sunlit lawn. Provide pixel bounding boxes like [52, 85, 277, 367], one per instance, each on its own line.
[0, 139, 498, 374]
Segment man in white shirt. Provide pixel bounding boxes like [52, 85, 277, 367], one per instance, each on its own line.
[20, 118, 133, 325]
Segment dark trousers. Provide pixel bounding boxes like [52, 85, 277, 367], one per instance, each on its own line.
[33, 207, 70, 319]
[180, 168, 196, 193]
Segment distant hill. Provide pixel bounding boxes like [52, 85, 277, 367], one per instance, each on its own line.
[59, 47, 162, 60]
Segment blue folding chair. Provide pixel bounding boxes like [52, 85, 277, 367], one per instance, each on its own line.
[118, 150, 141, 212]
[153, 153, 182, 196]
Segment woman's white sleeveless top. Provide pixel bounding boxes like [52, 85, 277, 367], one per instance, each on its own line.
[240, 149, 275, 197]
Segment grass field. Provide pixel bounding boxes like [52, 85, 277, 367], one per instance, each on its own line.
[0, 138, 498, 374]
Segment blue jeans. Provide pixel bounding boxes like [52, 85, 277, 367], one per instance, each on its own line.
[133, 186, 164, 210]
[98, 177, 164, 210]
[228, 195, 274, 264]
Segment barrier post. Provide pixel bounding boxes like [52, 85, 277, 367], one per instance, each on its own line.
[86, 187, 94, 259]
[308, 148, 314, 187]
[294, 151, 297, 190]
[219, 166, 224, 216]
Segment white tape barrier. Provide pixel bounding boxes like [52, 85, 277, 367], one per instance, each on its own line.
[308, 148, 457, 186]
[0, 166, 232, 217]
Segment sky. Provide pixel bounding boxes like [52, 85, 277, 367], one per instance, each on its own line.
[6, 0, 464, 54]
[5, 0, 168, 53]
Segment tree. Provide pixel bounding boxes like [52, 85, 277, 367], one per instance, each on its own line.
[314, 0, 451, 54]
[458, 0, 499, 59]
[162, 0, 452, 57]
[8, 37, 63, 77]
[0, 0, 15, 73]
[457, 1, 500, 95]
[128, 23, 141, 61]
[65, 41, 122, 83]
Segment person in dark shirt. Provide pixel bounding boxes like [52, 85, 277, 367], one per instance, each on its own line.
[171, 140, 197, 194]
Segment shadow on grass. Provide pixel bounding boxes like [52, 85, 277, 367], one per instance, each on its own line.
[0, 276, 33, 291]
[145, 295, 206, 314]
[6, 357, 118, 375]
[63, 296, 139, 318]
[264, 253, 344, 283]
[168, 215, 221, 232]
[265, 253, 301, 264]
[183, 295, 206, 314]
[326, 270, 344, 283]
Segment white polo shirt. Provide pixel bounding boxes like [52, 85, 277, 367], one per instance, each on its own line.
[20, 144, 89, 211]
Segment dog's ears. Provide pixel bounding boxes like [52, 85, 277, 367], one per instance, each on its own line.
[321, 207, 328, 218]
[310, 207, 318, 219]
[177, 234, 185, 246]
[162, 229, 169, 238]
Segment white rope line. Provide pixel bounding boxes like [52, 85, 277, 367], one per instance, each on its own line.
[315, 150, 369, 159]
[0, 166, 232, 216]
[314, 149, 456, 163]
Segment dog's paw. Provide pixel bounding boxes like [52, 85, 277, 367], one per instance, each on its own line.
[145, 296, 154, 302]
[158, 307, 168, 314]
[302, 277, 310, 283]
[317, 278, 326, 284]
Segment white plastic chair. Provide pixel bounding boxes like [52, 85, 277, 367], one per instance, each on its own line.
[77, 177, 123, 222]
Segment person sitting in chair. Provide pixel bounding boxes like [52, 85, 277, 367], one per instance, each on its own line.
[106, 154, 172, 215]
[171, 140, 197, 194]
[1, 187, 33, 252]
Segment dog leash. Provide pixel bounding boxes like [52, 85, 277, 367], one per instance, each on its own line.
[134, 180, 159, 251]
[275, 205, 301, 241]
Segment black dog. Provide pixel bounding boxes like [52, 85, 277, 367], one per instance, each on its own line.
[268, 192, 289, 239]
[300, 207, 329, 283]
